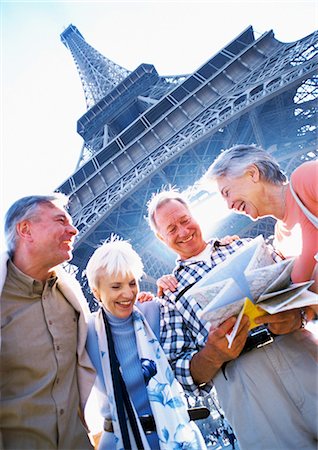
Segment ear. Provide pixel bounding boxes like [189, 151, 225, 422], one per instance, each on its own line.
[92, 287, 100, 301]
[246, 164, 260, 183]
[16, 220, 32, 241]
[156, 232, 164, 243]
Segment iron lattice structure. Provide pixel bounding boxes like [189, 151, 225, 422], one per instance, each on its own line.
[59, 24, 318, 299]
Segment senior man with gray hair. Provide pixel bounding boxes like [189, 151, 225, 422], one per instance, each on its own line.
[147, 187, 318, 450]
[0, 194, 95, 449]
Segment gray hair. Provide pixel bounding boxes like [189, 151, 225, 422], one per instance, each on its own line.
[205, 144, 287, 185]
[85, 235, 144, 292]
[146, 187, 190, 233]
[4, 193, 69, 256]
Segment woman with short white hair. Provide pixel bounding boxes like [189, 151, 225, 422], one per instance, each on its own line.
[85, 235, 206, 450]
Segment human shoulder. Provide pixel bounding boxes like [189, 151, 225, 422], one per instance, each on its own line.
[55, 266, 91, 315]
[291, 161, 318, 188]
[290, 161, 318, 208]
[292, 160, 317, 174]
[136, 301, 160, 340]
[0, 252, 9, 294]
[56, 267, 83, 294]
[136, 299, 160, 323]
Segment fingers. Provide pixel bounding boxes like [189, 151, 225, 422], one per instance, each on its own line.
[234, 315, 250, 340]
[210, 315, 249, 340]
[157, 286, 164, 297]
[229, 315, 249, 355]
[219, 234, 239, 245]
[256, 309, 299, 325]
[164, 276, 178, 291]
[156, 274, 178, 296]
[205, 315, 250, 365]
[236, 314, 250, 335]
[210, 316, 236, 339]
[255, 309, 302, 334]
[137, 291, 154, 303]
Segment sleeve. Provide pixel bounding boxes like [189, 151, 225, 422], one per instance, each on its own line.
[136, 299, 160, 341]
[159, 292, 213, 399]
[291, 161, 318, 214]
[85, 315, 108, 435]
[84, 383, 105, 436]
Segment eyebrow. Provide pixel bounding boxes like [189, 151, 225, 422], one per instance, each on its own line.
[54, 213, 67, 220]
[111, 278, 136, 285]
[54, 212, 73, 223]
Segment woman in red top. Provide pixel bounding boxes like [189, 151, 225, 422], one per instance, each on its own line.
[205, 144, 317, 327]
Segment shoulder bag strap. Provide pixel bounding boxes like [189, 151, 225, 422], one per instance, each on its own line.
[174, 282, 197, 302]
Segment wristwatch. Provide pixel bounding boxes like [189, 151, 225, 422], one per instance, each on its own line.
[299, 308, 308, 329]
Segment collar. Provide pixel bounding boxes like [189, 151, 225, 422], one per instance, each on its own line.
[175, 238, 220, 268]
[7, 259, 58, 296]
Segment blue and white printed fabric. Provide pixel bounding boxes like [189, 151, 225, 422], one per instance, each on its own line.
[94, 305, 206, 450]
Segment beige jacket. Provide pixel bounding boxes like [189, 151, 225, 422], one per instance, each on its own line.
[0, 252, 96, 412]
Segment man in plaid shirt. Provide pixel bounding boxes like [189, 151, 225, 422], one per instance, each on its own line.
[146, 188, 317, 450]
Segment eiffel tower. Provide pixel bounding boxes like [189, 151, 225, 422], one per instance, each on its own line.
[59, 24, 317, 299]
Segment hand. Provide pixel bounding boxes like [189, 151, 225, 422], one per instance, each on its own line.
[191, 315, 250, 384]
[254, 308, 304, 334]
[156, 274, 178, 296]
[219, 235, 239, 245]
[137, 291, 154, 303]
[205, 315, 250, 365]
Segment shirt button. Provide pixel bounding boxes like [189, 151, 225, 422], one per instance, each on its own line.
[73, 317, 76, 322]
[60, 409, 64, 415]
[56, 345, 60, 351]
[48, 320, 53, 325]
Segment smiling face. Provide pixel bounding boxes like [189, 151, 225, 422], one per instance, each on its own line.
[216, 170, 266, 220]
[94, 271, 138, 319]
[26, 202, 78, 266]
[154, 199, 206, 260]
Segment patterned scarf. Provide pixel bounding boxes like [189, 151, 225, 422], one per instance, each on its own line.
[94, 305, 206, 450]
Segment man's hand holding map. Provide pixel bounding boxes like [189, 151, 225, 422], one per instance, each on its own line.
[185, 235, 317, 347]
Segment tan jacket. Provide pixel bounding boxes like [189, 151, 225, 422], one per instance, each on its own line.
[0, 252, 96, 412]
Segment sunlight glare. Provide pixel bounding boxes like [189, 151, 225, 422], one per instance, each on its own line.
[191, 192, 231, 239]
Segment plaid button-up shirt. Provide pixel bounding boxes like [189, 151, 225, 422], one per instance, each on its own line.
[158, 237, 279, 399]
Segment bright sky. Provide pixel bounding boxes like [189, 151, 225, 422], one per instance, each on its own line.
[1, 0, 317, 251]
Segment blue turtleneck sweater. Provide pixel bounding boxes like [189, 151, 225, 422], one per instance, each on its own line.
[106, 310, 160, 449]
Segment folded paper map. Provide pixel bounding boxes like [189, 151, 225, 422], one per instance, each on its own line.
[185, 235, 317, 347]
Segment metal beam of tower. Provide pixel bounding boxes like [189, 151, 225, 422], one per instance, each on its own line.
[58, 25, 318, 294]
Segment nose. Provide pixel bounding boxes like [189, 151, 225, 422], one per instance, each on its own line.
[179, 224, 190, 237]
[123, 286, 136, 300]
[226, 197, 234, 210]
[67, 223, 78, 236]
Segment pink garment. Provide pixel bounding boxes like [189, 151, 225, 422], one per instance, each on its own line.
[274, 160, 318, 284]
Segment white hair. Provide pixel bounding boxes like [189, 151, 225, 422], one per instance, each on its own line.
[204, 144, 287, 185]
[85, 235, 144, 291]
[146, 187, 190, 233]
